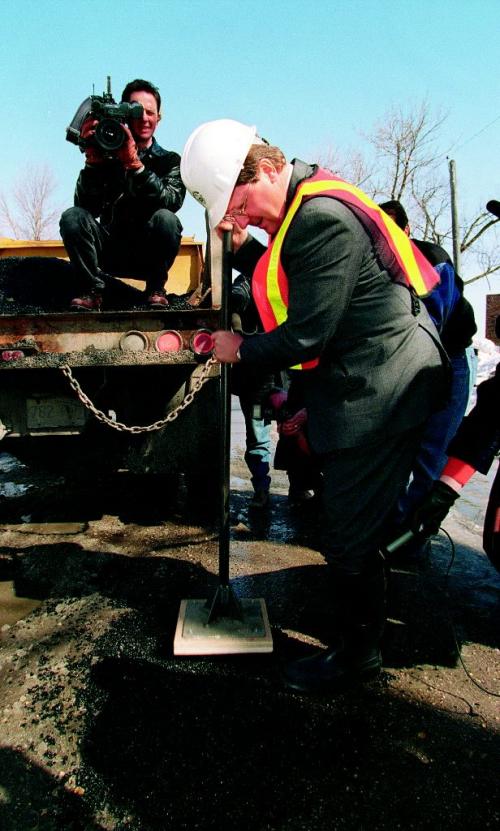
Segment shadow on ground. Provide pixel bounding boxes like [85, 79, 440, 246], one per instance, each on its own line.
[77, 645, 499, 830]
[0, 747, 104, 831]
[1, 478, 499, 829]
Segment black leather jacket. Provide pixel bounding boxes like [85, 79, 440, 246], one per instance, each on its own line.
[74, 137, 185, 229]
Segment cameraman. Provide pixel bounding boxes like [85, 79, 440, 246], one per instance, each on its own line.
[60, 78, 185, 310]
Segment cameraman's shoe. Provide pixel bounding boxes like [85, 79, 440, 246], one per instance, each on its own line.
[147, 290, 169, 309]
[70, 293, 102, 311]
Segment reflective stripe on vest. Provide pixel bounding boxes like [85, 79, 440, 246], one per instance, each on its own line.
[252, 169, 440, 371]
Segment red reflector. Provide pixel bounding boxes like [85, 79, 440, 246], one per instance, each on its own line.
[1, 350, 24, 361]
[155, 330, 183, 353]
[190, 330, 214, 355]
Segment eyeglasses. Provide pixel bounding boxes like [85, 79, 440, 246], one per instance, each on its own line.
[225, 183, 252, 220]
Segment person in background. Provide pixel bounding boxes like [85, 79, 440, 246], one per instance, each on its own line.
[232, 274, 320, 508]
[231, 272, 275, 508]
[411, 357, 500, 573]
[181, 119, 448, 693]
[269, 376, 322, 505]
[60, 79, 185, 311]
[379, 200, 477, 544]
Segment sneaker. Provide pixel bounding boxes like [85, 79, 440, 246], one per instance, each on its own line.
[250, 489, 269, 509]
[147, 291, 169, 309]
[70, 293, 102, 311]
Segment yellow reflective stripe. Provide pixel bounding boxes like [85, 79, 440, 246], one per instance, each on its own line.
[267, 190, 322, 370]
[378, 210, 427, 296]
[267, 189, 306, 325]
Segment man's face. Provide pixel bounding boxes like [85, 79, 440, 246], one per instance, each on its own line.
[128, 90, 160, 147]
[225, 161, 287, 237]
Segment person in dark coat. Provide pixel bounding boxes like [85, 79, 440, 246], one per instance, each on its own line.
[60, 79, 185, 311]
[231, 274, 320, 507]
[231, 272, 275, 508]
[379, 200, 477, 537]
[181, 120, 448, 693]
[411, 358, 500, 572]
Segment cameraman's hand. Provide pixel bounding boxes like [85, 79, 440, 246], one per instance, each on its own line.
[410, 480, 459, 538]
[80, 117, 105, 165]
[116, 124, 143, 171]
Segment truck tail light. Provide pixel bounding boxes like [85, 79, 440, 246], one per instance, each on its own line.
[1, 350, 25, 361]
[190, 329, 214, 357]
[155, 330, 183, 353]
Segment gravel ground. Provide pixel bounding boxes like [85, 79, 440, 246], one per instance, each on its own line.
[0, 438, 499, 830]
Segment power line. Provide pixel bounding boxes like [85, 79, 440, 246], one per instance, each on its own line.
[447, 113, 500, 156]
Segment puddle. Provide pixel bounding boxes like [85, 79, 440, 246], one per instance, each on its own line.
[0, 481, 31, 499]
[0, 452, 27, 474]
[0, 580, 42, 628]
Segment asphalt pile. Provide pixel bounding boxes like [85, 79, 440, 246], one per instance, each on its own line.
[0, 257, 196, 314]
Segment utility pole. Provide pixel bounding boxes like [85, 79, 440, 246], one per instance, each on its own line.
[448, 159, 461, 275]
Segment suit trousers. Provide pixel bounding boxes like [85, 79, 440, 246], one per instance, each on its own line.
[319, 425, 424, 575]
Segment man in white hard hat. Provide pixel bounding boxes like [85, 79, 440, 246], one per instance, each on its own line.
[181, 120, 448, 694]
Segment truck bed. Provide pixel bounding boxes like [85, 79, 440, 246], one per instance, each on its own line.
[0, 245, 218, 368]
[0, 308, 220, 368]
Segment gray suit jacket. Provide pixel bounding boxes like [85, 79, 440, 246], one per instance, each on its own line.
[235, 160, 448, 453]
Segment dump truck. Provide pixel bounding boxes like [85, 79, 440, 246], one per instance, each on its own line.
[0, 234, 223, 507]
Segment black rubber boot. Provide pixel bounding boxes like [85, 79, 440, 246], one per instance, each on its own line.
[283, 560, 386, 693]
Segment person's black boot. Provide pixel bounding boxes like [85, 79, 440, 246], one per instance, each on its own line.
[283, 559, 386, 693]
[343, 564, 386, 676]
[282, 635, 350, 693]
[247, 459, 271, 508]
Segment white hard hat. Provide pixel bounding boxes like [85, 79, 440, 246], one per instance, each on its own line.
[181, 119, 257, 228]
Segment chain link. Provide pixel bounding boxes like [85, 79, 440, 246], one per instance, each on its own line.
[60, 356, 219, 434]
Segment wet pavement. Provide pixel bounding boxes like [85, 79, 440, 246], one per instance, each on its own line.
[0, 400, 499, 830]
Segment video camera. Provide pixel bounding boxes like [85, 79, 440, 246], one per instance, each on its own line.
[66, 76, 143, 153]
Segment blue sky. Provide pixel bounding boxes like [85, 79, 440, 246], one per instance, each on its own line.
[2, 0, 499, 328]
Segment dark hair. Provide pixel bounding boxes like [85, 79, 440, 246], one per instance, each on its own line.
[236, 143, 287, 185]
[121, 79, 161, 113]
[379, 199, 409, 230]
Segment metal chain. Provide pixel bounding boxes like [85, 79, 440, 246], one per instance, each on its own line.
[60, 356, 219, 434]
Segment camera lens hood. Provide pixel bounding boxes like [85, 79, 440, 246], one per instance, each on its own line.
[65, 96, 93, 145]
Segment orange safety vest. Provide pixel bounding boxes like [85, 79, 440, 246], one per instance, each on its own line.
[252, 168, 440, 370]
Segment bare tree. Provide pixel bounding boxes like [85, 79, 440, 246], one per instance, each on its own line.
[318, 101, 500, 285]
[316, 143, 374, 190]
[0, 164, 61, 240]
[459, 208, 500, 284]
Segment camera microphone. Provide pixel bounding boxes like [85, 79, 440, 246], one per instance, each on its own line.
[486, 200, 500, 219]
